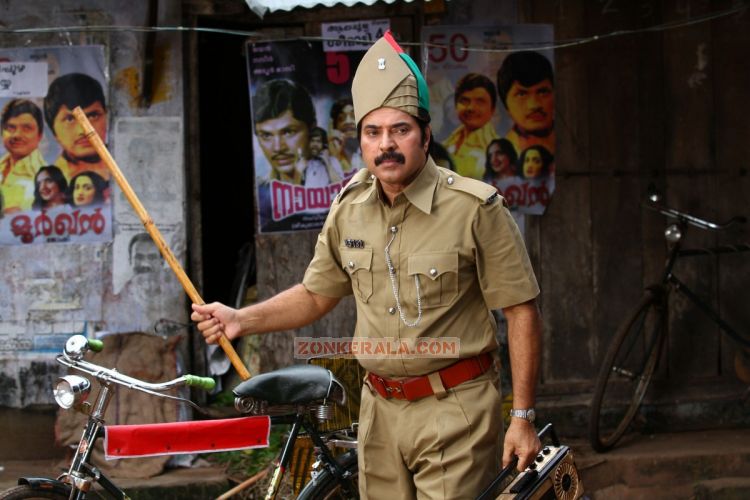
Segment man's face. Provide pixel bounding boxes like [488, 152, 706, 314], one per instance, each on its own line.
[334, 104, 357, 139]
[52, 102, 107, 160]
[455, 87, 495, 131]
[2, 113, 42, 160]
[131, 240, 160, 274]
[255, 110, 310, 178]
[523, 149, 543, 178]
[360, 107, 428, 190]
[309, 135, 324, 157]
[72, 175, 96, 206]
[488, 143, 513, 176]
[506, 79, 554, 133]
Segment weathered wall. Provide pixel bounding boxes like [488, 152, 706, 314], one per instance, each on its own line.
[0, 0, 188, 409]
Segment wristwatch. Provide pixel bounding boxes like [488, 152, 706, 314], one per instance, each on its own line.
[509, 408, 536, 423]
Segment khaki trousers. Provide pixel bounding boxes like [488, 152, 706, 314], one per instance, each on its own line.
[357, 371, 503, 500]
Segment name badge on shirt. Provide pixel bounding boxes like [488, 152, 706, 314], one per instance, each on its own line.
[344, 238, 365, 248]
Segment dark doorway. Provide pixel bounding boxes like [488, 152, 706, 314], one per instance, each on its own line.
[197, 22, 255, 304]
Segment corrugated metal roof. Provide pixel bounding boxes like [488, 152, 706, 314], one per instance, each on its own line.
[245, 0, 418, 18]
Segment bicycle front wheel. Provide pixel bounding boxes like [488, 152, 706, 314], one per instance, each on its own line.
[0, 484, 72, 500]
[589, 289, 667, 452]
[296, 450, 358, 500]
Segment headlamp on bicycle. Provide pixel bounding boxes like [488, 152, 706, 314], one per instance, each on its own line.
[54, 375, 91, 409]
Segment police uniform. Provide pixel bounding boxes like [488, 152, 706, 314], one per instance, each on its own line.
[302, 32, 539, 499]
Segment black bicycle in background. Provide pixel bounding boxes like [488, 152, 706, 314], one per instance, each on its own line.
[589, 191, 750, 452]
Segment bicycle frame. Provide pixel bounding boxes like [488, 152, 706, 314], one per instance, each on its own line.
[261, 413, 358, 499]
[653, 206, 750, 349]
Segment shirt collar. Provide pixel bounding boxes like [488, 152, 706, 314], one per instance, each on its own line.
[402, 156, 437, 214]
[351, 156, 438, 214]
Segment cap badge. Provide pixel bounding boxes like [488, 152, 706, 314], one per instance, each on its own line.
[377, 57, 386, 70]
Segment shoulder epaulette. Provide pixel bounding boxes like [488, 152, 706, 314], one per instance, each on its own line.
[336, 168, 372, 202]
[441, 170, 503, 205]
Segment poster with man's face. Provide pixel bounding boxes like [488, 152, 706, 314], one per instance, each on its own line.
[246, 39, 368, 233]
[0, 45, 112, 245]
[423, 25, 555, 215]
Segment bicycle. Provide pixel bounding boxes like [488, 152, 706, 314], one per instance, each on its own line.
[0, 334, 358, 499]
[588, 191, 750, 452]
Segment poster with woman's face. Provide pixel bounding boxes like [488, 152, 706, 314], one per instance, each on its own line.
[0, 45, 112, 245]
[423, 25, 555, 215]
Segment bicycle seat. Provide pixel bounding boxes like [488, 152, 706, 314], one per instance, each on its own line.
[233, 364, 346, 406]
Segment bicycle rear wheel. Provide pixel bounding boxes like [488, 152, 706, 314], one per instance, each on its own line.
[0, 484, 71, 500]
[296, 450, 358, 500]
[589, 289, 667, 452]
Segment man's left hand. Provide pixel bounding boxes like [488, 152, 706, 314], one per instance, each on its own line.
[502, 418, 541, 471]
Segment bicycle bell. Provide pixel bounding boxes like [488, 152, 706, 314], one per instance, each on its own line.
[664, 224, 682, 243]
[64, 334, 89, 360]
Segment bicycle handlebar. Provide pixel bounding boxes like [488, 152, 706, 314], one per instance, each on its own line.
[56, 336, 215, 412]
[643, 199, 747, 231]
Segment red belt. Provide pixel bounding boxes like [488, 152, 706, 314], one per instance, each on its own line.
[367, 352, 493, 401]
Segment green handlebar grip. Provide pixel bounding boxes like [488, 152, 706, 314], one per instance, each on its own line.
[87, 339, 104, 352]
[184, 375, 216, 391]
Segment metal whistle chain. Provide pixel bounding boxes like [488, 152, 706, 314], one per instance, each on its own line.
[384, 226, 422, 327]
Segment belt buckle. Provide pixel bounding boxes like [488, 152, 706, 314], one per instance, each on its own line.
[385, 381, 404, 399]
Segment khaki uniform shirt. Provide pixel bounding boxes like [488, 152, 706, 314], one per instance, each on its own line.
[303, 156, 539, 378]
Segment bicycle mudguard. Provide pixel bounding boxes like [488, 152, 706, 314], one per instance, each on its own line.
[17, 477, 70, 494]
[104, 415, 271, 459]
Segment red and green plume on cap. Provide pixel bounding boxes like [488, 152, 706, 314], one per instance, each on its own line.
[351, 30, 430, 125]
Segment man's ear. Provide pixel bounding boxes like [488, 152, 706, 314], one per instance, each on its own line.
[423, 124, 431, 154]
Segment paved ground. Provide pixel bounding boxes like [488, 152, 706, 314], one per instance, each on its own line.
[1, 427, 749, 499]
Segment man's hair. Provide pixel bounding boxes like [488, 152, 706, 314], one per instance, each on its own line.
[1, 99, 44, 132]
[253, 79, 316, 131]
[454, 73, 497, 109]
[44, 73, 107, 132]
[128, 232, 154, 262]
[329, 98, 353, 126]
[496, 51, 554, 108]
[310, 126, 328, 147]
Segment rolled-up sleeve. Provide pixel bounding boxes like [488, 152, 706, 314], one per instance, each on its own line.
[474, 201, 540, 309]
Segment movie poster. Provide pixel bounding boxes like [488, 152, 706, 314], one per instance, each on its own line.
[423, 25, 555, 215]
[246, 39, 369, 233]
[0, 45, 113, 245]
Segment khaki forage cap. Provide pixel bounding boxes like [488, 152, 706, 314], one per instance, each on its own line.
[352, 30, 429, 125]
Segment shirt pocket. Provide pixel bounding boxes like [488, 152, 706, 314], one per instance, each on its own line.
[407, 252, 459, 309]
[340, 247, 373, 303]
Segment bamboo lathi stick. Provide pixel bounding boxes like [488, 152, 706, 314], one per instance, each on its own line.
[73, 107, 251, 381]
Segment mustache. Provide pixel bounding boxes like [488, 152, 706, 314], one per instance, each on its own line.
[374, 151, 405, 166]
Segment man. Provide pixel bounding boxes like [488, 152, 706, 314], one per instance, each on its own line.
[253, 79, 316, 186]
[496, 51, 555, 156]
[0, 99, 46, 213]
[129, 232, 161, 275]
[328, 97, 363, 173]
[303, 126, 343, 187]
[43, 73, 110, 181]
[442, 73, 499, 180]
[193, 31, 542, 499]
